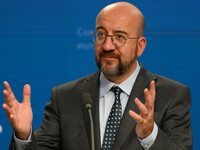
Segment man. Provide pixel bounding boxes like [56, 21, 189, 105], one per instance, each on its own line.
[3, 2, 192, 150]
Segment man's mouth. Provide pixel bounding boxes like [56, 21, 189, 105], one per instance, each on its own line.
[100, 51, 120, 60]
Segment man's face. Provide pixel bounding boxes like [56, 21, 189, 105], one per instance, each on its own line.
[94, 10, 139, 78]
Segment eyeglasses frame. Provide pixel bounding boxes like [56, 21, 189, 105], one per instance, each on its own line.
[91, 31, 140, 48]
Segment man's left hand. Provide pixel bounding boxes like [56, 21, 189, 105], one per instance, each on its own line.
[129, 80, 156, 139]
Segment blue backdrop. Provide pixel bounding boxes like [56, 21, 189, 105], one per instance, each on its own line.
[0, 0, 199, 149]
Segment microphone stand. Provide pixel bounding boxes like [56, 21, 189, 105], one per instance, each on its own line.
[88, 108, 95, 150]
[82, 93, 95, 150]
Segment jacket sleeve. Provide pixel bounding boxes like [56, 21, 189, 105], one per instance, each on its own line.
[32, 87, 61, 150]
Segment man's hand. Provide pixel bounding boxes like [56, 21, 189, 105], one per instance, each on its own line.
[129, 80, 156, 139]
[2, 81, 33, 140]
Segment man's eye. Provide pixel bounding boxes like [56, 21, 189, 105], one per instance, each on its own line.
[115, 34, 126, 40]
[97, 31, 105, 37]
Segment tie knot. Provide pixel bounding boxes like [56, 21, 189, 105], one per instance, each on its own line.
[111, 86, 122, 96]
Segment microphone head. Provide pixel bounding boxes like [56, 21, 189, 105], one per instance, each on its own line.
[81, 93, 93, 109]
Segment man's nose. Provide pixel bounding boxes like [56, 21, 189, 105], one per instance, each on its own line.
[102, 36, 116, 51]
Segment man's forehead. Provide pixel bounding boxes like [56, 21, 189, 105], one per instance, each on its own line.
[96, 7, 139, 28]
[96, 19, 127, 32]
[96, 14, 134, 33]
[97, 8, 131, 21]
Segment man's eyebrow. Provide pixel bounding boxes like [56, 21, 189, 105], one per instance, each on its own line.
[114, 30, 129, 36]
[96, 26, 106, 31]
[95, 27, 129, 35]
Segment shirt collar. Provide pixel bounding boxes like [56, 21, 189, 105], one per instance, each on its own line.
[100, 61, 141, 97]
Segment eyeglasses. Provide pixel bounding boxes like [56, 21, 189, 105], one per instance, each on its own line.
[91, 31, 140, 48]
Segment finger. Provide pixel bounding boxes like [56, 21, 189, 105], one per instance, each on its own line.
[129, 110, 143, 124]
[22, 84, 31, 105]
[134, 98, 148, 118]
[3, 89, 13, 107]
[144, 81, 156, 110]
[4, 81, 16, 101]
[144, 88, 153, 110]
[150, 80, 156, 100]
[2, 103, 13, 118]
[3, 104, 18, 130]
[4, 81, 10, 91]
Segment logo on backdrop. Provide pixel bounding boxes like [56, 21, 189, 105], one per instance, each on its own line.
[76, 27, 94, 50]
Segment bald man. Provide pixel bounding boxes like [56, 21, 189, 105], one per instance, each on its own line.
[4, 2, 192, 150]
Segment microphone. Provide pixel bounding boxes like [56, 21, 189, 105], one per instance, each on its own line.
[81, 93, 95, 150]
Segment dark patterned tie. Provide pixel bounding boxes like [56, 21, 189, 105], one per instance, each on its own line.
[102, 86, 122, 150]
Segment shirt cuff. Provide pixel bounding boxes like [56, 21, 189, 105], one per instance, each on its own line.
[140, 122, 158, 150]
[14, 128, 32, 150]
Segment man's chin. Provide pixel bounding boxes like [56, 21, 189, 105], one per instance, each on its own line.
[101, 63, 118, 71]
[101, 58, 119, 66]
[100, 65, 120, 77]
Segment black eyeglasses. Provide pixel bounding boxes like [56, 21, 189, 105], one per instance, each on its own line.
[91, 31, 140, 48]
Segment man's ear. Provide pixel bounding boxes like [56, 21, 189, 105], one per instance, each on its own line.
[137, 37, 146, 57]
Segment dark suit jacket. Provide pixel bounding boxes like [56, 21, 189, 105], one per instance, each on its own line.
[10, 64, 193, 150]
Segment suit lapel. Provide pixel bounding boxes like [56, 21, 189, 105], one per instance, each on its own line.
[112, 64, 156, 149]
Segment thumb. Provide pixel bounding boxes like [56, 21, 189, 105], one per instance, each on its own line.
[22, 84, 31, 105]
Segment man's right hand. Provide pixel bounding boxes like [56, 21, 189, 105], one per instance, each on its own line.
[2, 81, 33, 140]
